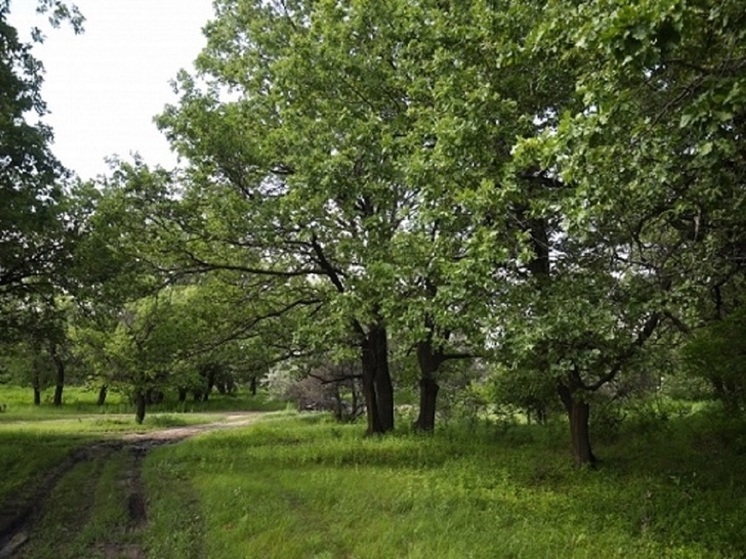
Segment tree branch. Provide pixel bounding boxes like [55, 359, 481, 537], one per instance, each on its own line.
[308, 372, 362, 385]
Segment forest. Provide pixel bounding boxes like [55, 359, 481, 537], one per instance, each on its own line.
[1, 0, 745, 557]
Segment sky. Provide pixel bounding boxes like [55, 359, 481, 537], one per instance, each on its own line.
[8, 0, 214, 181]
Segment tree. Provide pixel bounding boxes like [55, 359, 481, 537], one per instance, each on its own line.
[0, 1, 84, 346]
[157, 0, 421, 434]
[75, 284, 219, 423]
[1, 6, 62, 314]
[0, 335, 53, 404]
[68, 155, 329, 420]
[159, 0, 562, 434]
[503, 0, 746, 465]
[154, 0, 744, 455]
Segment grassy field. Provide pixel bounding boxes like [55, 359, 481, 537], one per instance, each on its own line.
[2, 386, 746, 558]
[143, 410, 746, 559]
[0, 385, 285, 420]
[0, 385, 284, 509]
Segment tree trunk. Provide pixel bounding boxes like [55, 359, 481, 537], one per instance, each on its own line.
[97, 385, 108, 406]
[52, 350, 65, 407]
[558, 383, 596, 467]
[249, 376, 257, 396]
[202, 369, 216, 402]
[413, 341, 442, 432]
[53, 384, 63, 407]
[360, 324, 394, 435]
[371, 325, 394, 432]
[32, 367, 42, 405]
[134, 391, 147, 424]
[414, 376, 439, 432]
[529, 218, 596, 464]
[178, 387, 187, 402]
[360, 356, 383, 435]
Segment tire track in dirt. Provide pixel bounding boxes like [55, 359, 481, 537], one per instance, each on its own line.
[0, 442, 121, 558]
[0, 412, 267, 558]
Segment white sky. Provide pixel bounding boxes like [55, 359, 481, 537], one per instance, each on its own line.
[8, 0, 214, 181]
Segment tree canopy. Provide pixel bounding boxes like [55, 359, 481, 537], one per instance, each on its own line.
[2, 0, 744, 466]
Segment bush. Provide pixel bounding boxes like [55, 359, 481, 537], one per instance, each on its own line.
[263, 360, 364, 421]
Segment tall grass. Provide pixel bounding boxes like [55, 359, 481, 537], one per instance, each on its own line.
[143, 410, 746, 558]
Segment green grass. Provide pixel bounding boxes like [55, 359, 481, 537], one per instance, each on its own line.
[3, 387, 744, 558]
[0, 413, 231, 507]
[15, 458, 102, 559]
[0, 384, 286, 420]
[145, 461, 206, 559]
[144, 412, 746, 558]
[14, 448, 143, 559]
[73, 450, 133, 549]
[0, 431, 90, 505]
[0, 384, 282, 508]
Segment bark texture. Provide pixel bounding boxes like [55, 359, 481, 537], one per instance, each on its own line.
[558, 382, 596, 467]
[52, 347, 64, 407]
[97, 385, 108, 406]
[360, 324, 394, 435]
[134, 391, 147, 425]
[413, 340, 443, 432]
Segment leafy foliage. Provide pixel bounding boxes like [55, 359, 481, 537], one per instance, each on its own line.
[682, 306, 746, 412]
[4, 0, 746, 462]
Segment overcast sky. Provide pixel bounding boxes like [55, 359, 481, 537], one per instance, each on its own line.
[9, 0, 214, 180]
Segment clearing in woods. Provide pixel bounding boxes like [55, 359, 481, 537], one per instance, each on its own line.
[0, 413, 267, 559]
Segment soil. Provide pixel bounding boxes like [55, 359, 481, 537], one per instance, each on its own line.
[0, 412, 267, 558]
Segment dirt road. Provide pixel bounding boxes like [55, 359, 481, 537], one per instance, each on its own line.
[0, 412, 268, 559]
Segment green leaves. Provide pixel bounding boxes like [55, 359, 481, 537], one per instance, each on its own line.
[681, 305, 746, 411]
[0, 6, 81, 339]
[67, 0, 745, 435]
